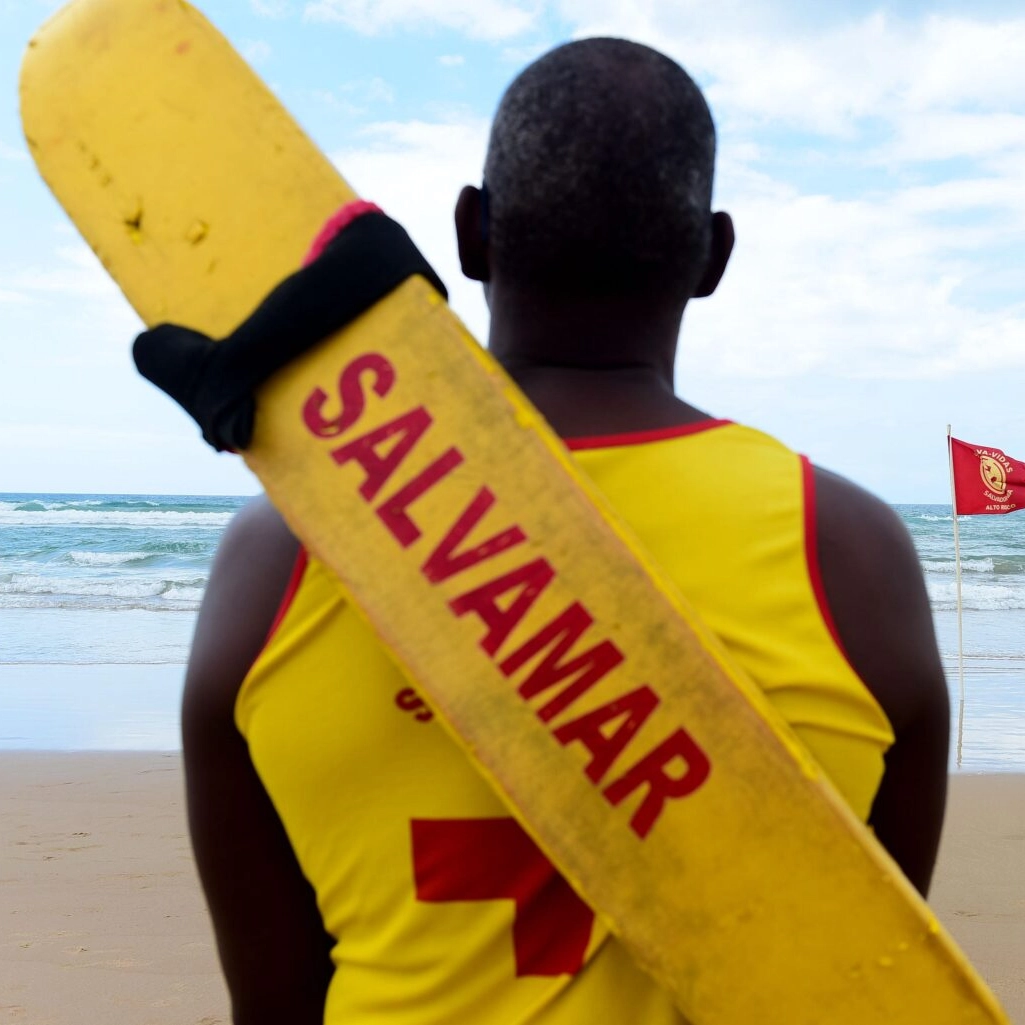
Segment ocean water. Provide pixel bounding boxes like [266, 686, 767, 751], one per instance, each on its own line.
[0, 493, 243, 749]
[0, 493, 239, 623]
[905, 503, 1025, 614]
[0, 494, 1022, 767]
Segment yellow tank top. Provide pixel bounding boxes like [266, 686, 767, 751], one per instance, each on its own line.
[236, 421, 894, 1024]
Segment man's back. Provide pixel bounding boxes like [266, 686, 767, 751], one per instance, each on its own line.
[179, 38, 949, 1023]
[185, 414, 944, 1023]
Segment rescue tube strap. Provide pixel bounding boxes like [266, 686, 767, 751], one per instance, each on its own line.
[132, 209, 446, 451]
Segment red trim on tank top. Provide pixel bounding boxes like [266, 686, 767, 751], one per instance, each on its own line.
[801, 456, 855, 667]
[262, 546, 309, 648]
[564, 419, 733, 451]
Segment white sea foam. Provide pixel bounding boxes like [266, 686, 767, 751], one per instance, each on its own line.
[0, 595, 203, 612]
[67, 551, 150, 567]
[0, 572, 207, 602]
[0, 508, 232, 528]
[1, 574, 167, 599]
[912, 513, 980, 523]
[0, 499, 105, 511]
[921, 558, 995, 575]
[926, 579, 1025, 611]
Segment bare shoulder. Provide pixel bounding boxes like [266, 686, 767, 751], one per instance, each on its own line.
[814, 466, 916, 587]
[813, 465, 949, 893]
[183, 494, 300, 727]
[181, 497, 334, 1020]
[209, 492, 298, 580]
[812, 466, 946, 734]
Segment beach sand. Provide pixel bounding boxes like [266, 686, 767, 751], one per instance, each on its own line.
[0, 753, 226, 1025]
[1, 754, 1022, 1024]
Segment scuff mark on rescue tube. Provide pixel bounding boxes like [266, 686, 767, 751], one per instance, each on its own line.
[124, 204, 144, 244]
[186, 219, 209, 245]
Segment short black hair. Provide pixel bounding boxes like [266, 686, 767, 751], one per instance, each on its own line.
[484, 38, 716, 299]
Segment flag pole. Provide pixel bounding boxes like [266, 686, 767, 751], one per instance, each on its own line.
[947, 425, 966, 767]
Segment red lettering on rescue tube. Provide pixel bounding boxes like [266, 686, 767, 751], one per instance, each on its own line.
[603, 728, 711, 838]
[422, 487, 528, 584]
[500, 602, 625, 723]
[305, 353, 713, 840]
[449, 558, 556, 657]
[420, 485, 524, 586]
[302, 352, 395, 438]
[377, 447, 465, 547]
[331, 406, 431, 501]
[552, 685, 660, 784]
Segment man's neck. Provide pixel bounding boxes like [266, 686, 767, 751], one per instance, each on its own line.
[486, 282, 710, 439]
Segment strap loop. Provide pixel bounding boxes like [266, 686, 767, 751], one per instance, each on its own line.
[133, 205, 447, 451]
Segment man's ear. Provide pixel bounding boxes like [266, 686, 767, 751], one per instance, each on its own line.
[455, 185, 491, 283]
[692, 211, 735, 298]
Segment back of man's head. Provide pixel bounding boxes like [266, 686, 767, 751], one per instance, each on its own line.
[484, 38, 716, 302]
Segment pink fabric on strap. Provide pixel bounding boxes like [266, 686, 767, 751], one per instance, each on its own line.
[303, 200, 385, 266]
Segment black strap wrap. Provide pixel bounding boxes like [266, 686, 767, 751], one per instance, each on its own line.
[132, 212, 447, 452]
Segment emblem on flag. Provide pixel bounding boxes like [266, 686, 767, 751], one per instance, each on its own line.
[979, 456, 1007, 500]
[949, 436, 1025, 515]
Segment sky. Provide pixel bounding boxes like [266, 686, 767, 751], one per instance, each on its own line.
[0, 0, 1023, 502]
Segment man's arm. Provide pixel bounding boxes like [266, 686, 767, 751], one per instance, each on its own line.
[814, 467, 950, 896]
[182, 496, 334, 1025]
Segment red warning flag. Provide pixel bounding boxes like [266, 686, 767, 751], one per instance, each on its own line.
[949, 436, 1025, 515]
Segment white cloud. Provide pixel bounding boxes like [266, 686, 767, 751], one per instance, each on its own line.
[439, 54, 465, 67]
[3, 243, 121, 298]
[241, 39, 273, 66]
[500, 42, 549, 65]
[876, 112, 1025, 165]
[0, 140, 29, 162]
[250, 0, 291, 17]
[683, 170, 1025, 381]
[331, 117, 491, 339]
[306, 76, 395, 116]
[885, 176, 1025, 224]
[304, 0, 540, 41]
[901, 15, 1025, 112]
[0, 241, 141, 380]
[0, 421, 259, 496]
[363, 77, 396, 104]
[0, 423, 173, 446]
[553, 4, 1025, 139]
[0, 0, 61, 12]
